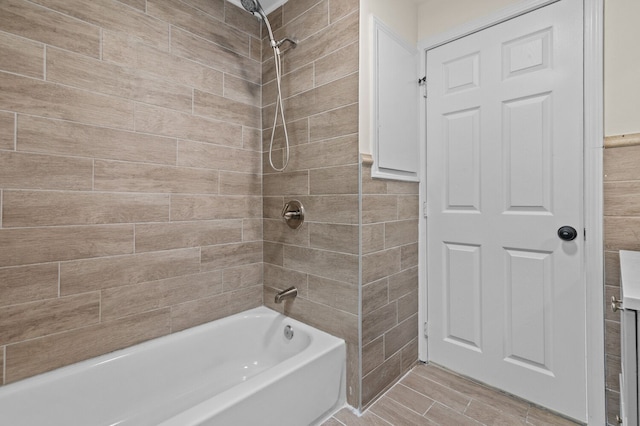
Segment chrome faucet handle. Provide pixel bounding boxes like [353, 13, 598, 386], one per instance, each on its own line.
[282, 203, 300, 219]
[283, 211, 299, 219]
[281, 200, 305, 229]
[281, 202, 291, 217]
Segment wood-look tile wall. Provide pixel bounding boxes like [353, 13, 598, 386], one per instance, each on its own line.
[260, 0, 361, 407]
[603, 141, 640, 424]
[0, 0, 263, 384]
[361, 163, 420, 407]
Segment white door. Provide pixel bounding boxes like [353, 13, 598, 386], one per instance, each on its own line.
[426, 0, 586, 421]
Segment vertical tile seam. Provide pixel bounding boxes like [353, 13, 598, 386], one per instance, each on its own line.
[98, 285, 102, 324]
[309, 60, 316, 89]
[222, 72, 226, 99]
[174, 138, 179, 167]
[43, 45, 47, 82]
[357, 156, 364, 411]
[13, 112, 17, 151]
[383, 222, 389, 250]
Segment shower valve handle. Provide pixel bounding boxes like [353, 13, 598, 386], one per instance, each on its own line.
[281, 200, 305, 230]
[282, 204, 300, 219]
[283, 211, 299, 219]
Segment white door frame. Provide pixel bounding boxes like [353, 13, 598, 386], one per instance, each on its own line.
[416, 0, 605, 423]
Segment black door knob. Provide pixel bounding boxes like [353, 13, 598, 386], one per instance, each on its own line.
[557, 226, 578, 241]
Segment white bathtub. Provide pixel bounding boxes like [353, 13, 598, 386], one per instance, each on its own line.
[0, 306, 346, 426]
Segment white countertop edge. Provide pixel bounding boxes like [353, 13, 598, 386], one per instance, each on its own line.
[620, 250, 640, 311]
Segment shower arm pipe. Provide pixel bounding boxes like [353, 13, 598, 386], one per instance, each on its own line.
[275, 37, 298, 50]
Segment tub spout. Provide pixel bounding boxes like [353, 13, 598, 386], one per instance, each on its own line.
[275, 286, 297, 304]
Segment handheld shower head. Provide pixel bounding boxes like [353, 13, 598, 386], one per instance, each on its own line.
[238, 0, 297, 172]
[240, 0, 277, 49]
[241, 0, 262, 15]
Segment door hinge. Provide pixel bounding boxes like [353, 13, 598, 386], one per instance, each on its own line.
[423, 321, 429, 337]
[584, 228, 586, 241]
[423, 201, 428, 218]
[418, 76, 427, 98]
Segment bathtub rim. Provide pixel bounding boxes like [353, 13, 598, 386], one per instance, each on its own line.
[0, 305, 347, 426]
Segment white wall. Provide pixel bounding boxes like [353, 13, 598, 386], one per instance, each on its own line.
[359, 0, 419, 154]
[604, 0, 640, 136]
[414, 0, 639, 137]
[417, 0, 519, 40]
[360, 0, 639, 147]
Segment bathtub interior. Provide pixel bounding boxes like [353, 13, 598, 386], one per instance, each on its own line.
[0, 306, 346, 426]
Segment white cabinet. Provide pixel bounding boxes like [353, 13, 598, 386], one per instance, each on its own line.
[371, 18, 420, 182]
[620, 250, 640, 425]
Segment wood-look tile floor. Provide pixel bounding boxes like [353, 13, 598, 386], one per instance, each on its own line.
[322, 363, 582, 426]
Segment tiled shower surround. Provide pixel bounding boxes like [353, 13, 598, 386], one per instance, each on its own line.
[0, 0, 265, 385]
[260, 0, 418, 407]
[603, 140, 640, 425]
[0, 0, 418, 411]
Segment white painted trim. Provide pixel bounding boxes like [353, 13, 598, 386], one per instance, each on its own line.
[583, 0, 605, 423]
[417, 30, 428, 362]
[417, 0, 605, 423]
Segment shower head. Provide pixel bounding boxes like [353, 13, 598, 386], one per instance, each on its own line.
[240, 0, 278, 49]
[241, 0, 263, 15]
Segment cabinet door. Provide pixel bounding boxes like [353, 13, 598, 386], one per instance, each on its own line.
[372, 18, 419, 181]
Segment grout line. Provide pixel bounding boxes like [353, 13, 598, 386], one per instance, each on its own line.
[98, 288, 102, 323]
[13, 112, 17, 151]
[423, 399, 436, 417]
[369, 411, 393, 425]
[312, 61, 316, 88]
[222, 73, 226, 99]
[43, 45, 47, 81]
[463, 398, 472, 415]
[175, 138, 179, 166]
